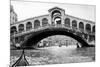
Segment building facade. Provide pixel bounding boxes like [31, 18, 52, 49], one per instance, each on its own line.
[10, 5, 18, 24]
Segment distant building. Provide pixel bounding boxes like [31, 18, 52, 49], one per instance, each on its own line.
[10, 5, 17, 24]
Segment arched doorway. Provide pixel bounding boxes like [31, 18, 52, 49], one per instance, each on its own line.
[34, 20, 40, 29]
[51, 10, 61, 18]
[54, 17, 61, 25]
[42, 18, 48, 27]
[26, 22, 32, 31]
[72, 20, 77, 29]
[51, 10, 61, 25]
[18, 24, 24, 33]
[64, 18, 70, 27]
[86, 24, 91, 33]
[79, 22, 84, 32]
[11, 26, 17, 35]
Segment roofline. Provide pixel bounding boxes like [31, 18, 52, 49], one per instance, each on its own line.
[48, 6, 65, 12]
[10, 13, 95, 26]
[10, 14, 49, 25]
[65, 14, 95, 24]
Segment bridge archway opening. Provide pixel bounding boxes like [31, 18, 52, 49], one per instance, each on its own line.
[72, 20, 77, 28]
[37, 35, 81, 48]
[79, 22, 84, 31]
[51, 10, 61, 25]
[51, 10, 61, 18]
[26, 22, 32, 31]
[54, 17, 61, 25]
[86, 24, 91, 33]
[22, 28, 89, 48]
[11, 26, 17, 35]
[42, 18, 48, 27]
[34, 20, 40, 29]
[65, 18, 70, 27]
[18, 24, 24, 33]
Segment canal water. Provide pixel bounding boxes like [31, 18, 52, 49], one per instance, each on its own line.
[10, 45, 95, 66]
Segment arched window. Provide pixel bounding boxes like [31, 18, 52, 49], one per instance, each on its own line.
[64, 18, 70, 27]
[34, 20, 40, 29]
[10, 26, 17, 35]
[86, 24, 91, 33]
[26, 22, 32, 31]
[42, 18, 48, 27]
[79, 22, 84, 31]
[18, 24, 24, 33]
[52, 10, 61, 18]
[72, 20, 77, 28]
[92, 25, 95, 33]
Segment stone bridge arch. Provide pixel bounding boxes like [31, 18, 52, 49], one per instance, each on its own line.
[21, 28, 90, 48]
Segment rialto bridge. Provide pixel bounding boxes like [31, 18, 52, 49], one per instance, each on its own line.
[10, 7, 95, 48]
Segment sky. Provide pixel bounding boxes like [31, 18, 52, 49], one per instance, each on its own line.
[11, 0, 96, 22]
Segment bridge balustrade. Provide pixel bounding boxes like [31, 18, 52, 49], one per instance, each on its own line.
[64, 24, 70, 27]
[11, 31, 17, 36]
[11, 24, 71, 37]
[11, 23, 95, 39]
[85, 31, 95, 36]
[79, 28, 84, 32]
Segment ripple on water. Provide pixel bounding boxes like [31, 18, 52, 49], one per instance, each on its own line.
[10, 46, 95, 66]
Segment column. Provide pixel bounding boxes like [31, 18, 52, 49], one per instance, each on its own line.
[77, 21, 79, 31]
[24, 23, 26, 32]
[70, 19, 72, 29]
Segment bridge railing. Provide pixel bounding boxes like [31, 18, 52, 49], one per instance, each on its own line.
[11, 24, 95, 38]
